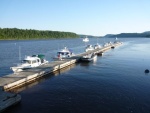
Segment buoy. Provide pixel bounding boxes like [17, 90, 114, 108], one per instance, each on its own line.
[111, 46, 115, 49]
[145, 69, 149, 73]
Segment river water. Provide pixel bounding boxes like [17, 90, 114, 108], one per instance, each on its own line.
[1, 37, 150, 113]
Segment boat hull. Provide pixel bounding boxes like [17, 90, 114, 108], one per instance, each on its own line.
[80, 54, 97, 62]
[80, 58, 93, 62]
[11, 67, 32, 72]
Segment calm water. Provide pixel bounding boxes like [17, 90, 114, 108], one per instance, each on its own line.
[1, 38, 150, 113]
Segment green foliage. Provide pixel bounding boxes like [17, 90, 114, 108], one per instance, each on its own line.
[0, 28, 79, 40]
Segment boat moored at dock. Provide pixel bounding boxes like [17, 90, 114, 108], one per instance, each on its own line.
[10, 54, 48, 72]
[53, 47, 75, 60]
[80, 53, 97, 62]
[85, 45, 94, 52]
[94, 43, 102, 49]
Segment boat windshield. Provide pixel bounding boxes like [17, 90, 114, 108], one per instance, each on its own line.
[22, 60, 32, 64]
[57, 52, 69, 55]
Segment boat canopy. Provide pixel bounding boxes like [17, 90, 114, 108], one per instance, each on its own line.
[32, 54, 45, 59]
[38, 54, 45, 59]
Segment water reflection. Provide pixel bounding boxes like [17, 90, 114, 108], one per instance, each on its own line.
[52, 63, 76, 76]
[10, 64, 76, 93]
[10, 78, 46, 93]
[79, 62, 90, 66]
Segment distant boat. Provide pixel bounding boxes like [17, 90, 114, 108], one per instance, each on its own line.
[114, 37, 119, 43]
[83, 36, 89, 42]
[94, 43, 102, 49]
[103, 42, 112, 47]
[103, 42, 109, 47]
[85, 45, 94, 52]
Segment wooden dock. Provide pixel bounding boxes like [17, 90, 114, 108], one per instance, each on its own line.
[0, 59, 77, 91]
[0, 42, 122, 91]
[0, 42, 122, 112]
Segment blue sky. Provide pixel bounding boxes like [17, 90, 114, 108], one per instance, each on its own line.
[0, 0, 150, 36]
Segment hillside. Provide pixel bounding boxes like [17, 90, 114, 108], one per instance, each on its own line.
[104, 31, 150, 38]
[0, 28, 79, 40]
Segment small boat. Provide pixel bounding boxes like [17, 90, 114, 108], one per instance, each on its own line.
[103, 42, 109, 47]
[85, 45, 94, 52]
[108, 41, 112, 45]
[103, 42, 112, 47]
[94, 43, 102, 49]
[80, 53, 97, 62]
[83, 36, 89, 42]
[10, 54, 48, 72]
[114, 37, 118, 43]
[54, 47, 74, 60]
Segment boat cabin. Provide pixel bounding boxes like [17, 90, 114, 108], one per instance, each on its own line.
[85, 45, 94, 52]
[22, 56, 41, 65]
[57, 51, 72, 58]
[56, 47, 73, 58]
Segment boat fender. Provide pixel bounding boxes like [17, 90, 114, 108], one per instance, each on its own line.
[145, 69, 149, 73]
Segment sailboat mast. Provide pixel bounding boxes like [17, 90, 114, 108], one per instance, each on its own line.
[19, 46, 21, 61]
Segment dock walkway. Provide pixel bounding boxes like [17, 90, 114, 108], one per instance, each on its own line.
[0, 59, 77, 91]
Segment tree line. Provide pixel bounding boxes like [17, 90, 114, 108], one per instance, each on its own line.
[0, 28, 79, 40]
[104, 32, 150, 38]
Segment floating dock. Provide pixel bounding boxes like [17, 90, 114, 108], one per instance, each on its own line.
[0, 59, 77, 91]
[0, 88, 21, 112]
[0, 42, 122, 91]
[0, 42, 122, 112]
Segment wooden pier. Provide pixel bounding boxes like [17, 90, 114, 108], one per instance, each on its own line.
[0, 59, 77, 91]
[0, 42, 122, 112]
[0, 42, 122, 91]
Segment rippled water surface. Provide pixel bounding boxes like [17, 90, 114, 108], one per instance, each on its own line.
[1, 38, 150, 113]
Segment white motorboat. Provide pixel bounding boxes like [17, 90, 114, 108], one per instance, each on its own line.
[83, 37, 89, 42]
[10, 54, 48, 72]
[114, 37, 119, 43]
[103, 42, 109, 47]
[108, 41, 113, 46]
[94, 43, 102, 49]
[80, 53, 97, 62]
[54, 47, 74, 60]
[85, 45, 94, 52]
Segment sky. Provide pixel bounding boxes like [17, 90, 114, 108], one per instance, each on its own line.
[0, 0, 150, 36]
